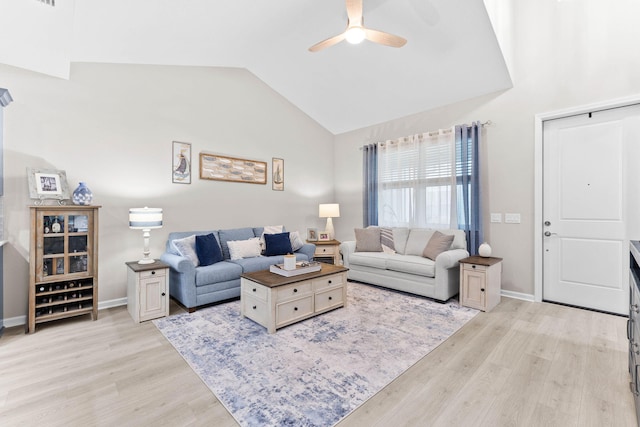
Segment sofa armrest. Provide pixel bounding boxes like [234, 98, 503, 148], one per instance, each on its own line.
[435, 248, 469, 270]
[160, 252, 196, 274]
[296, 243, 316, 261]
[339, 241, 356, 268]
[433, 248, 469, 301]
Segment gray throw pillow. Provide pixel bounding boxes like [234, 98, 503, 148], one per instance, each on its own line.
[422, 231, 455, 260]
[355, 228, 383, 252]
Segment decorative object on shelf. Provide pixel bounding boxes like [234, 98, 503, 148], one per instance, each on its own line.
[319, 232, 331, 241]
[129, 207, 163, 264]
[307, 228, 318, 242]
[72, 182, 93, 205]
[27, 168, 71, 205]
[478, 242, 492, 257]
[199, 153, 267, 184]
[319, 203, 340, 240]
[172, 141, 192, 184]
[272, 157, 284, 191]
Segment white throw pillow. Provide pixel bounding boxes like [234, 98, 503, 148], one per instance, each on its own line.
[289, 231, 305, 251]
[172, 235, 199, 266]
[228, 237, 262, 260]
[260, 225, 284, 251]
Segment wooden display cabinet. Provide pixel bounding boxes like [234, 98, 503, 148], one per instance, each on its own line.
[28, 205, 100, 333]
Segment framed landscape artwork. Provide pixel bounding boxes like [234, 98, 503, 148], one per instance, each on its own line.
[172, 141, 192, 184]
[199, 153, 267, 184]
[272, 158, 284, 191]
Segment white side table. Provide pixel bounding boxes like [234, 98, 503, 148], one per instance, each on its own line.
[310, 239, 341, 264]
[459, 256, 502, 312]
[126, 260, 170, 322]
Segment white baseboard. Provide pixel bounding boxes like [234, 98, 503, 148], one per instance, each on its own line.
[501, 289, 535, 302]
[2, 297, 128, 328]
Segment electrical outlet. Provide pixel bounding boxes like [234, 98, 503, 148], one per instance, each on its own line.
[490, 213, 502, 223]
[505, 213, 521, 224]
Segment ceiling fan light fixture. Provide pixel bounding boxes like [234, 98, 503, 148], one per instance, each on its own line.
[345, 26, 365, 44]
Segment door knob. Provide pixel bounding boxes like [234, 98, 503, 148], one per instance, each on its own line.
[544, 231, 558, 237]
[544, 221, 551, 226]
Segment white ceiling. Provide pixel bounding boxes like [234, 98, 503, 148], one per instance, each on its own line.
[61, 0, 511, 134]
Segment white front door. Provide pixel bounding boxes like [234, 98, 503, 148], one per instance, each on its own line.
[543, 105, 640, 315]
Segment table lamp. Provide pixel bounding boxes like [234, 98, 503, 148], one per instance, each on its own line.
[129, 207, 163, 264]
[319, 203, 340, 240]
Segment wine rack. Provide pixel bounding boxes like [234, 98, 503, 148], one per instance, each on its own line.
[28, 205, 100, 333]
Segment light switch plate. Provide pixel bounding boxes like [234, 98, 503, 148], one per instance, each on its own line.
[505, 213, 521, 224]
[490, 213, 502, 223]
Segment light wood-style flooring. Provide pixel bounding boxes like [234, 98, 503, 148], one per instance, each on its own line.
[0, 294, 636, 426]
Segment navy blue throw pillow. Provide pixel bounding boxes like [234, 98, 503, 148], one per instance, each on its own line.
[196, 233, 223, 266]
[264, 232, 293, 256]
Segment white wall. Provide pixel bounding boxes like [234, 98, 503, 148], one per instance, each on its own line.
[2, 62, 335, 320]
[333, 0, 640, 298]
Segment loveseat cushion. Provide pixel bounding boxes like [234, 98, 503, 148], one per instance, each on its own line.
[264, 232, 293, 256]
[195, 233, 223, 266]
[348, 252, 389, 269]
[195, 261, 243, 287]
[386, 254, 435, 278]
[218, 227, 257, 260]
[404, 229, 436, 255]
[355, 228, 382, 252]
[422, 231, 454, 261]
[231, 256, 287, 273]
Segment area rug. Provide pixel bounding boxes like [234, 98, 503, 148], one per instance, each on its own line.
[153, 282, 478, 427]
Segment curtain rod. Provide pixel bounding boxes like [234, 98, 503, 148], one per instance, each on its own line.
[359, 120, 493, 149]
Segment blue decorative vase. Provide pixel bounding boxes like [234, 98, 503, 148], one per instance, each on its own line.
[72, 182, 93, 205]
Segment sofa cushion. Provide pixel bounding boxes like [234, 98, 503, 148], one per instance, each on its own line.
[439, 229, 467, 250]
[218, 228, 257, 259]
[392, 227, 410, 254]
[228, 237, 262, 260]
[195, 233, 223, 266]
[404, 229, 435, 256]
[380, 227, 395, 253]
[264, 232, 293, 256]
[289, 231, 305, 251]
[172, 234, 199, 266]
[386, 254, 436, 278]
[348, 252, 389, 269]
[259, 225, 284, 252]
[195, 261, 243, 287]
[355, 227, 382, 252]
[230, 256, 283, 273]
[422, 231, 455, 261]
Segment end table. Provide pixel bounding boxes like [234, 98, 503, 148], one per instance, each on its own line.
[459, 256, 502, 312]
[126, 260, 170, 322]
[310, 239, 341, 264]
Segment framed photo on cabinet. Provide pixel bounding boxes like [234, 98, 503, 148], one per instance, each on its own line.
[27, 168, 70, 202]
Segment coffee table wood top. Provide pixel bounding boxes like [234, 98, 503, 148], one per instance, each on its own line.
[241, 263, 348, 288]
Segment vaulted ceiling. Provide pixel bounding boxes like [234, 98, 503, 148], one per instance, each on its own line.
[3, 0, 512, 134]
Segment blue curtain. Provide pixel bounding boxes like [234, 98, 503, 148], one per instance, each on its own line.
[456, 122, 483, 255]
[362, 143, 378, 227]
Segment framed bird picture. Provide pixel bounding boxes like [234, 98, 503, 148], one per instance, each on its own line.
[172, 141, 192, 184]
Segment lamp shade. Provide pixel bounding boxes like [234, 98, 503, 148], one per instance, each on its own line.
[129, 207, 163, 229]
[319, 203, 340, 218]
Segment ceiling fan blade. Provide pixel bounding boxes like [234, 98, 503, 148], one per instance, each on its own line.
[346, 0, 363, 24]
[364, 28, 407, 48]
[309, 32, 347, 52]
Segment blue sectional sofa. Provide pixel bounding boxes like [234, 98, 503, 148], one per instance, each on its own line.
[160, 226, 316, 312]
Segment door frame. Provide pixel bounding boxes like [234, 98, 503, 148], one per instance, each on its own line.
[534, 93, 640, 303]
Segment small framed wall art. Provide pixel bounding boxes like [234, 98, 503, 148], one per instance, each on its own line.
[272, 157, 284, 191]
[318, 231, 331, 241]
[307, 228, 318, 242]
[200, 153, 267, 184]
[172, 141, 192, 184]
[27, 168, 70, 204]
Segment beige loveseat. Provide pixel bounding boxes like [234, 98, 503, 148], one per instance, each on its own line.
[340, 227, 469, 302]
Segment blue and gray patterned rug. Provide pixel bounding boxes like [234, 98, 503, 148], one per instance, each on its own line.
[154, 282, 478, 427]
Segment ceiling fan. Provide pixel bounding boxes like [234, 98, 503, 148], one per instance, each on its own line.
[309, 0, 407, 52]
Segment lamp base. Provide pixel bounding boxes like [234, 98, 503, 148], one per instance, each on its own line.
[138, 258, 155, 265]
[325, 217, 335, 240]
